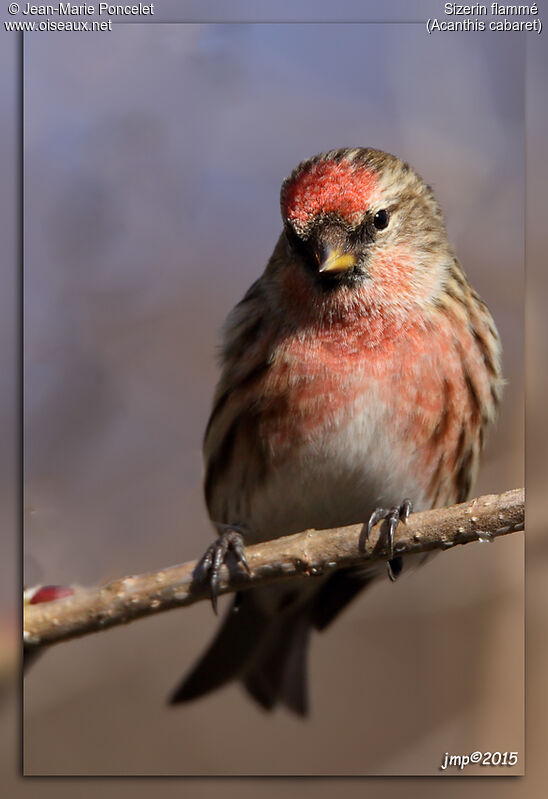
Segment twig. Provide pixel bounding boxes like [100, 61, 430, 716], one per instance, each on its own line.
[24, 488, 524, 652]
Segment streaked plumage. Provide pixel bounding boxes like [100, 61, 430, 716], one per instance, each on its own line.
[170, 148, 502, 714]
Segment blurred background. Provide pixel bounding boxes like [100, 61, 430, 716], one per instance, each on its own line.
[2, 0, 537, 786]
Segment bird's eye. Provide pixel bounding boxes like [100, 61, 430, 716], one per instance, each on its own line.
[373, 209, 389, 230]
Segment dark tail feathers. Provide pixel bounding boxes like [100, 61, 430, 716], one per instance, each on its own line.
[170, 567, 376, 714]
[169, 590, 311, 715]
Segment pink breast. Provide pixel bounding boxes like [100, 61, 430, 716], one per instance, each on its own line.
[254, 313, 473, 493]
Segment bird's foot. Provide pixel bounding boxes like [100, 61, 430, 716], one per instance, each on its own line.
[199, 524, 250, 613]
[366, 499, 413, 582]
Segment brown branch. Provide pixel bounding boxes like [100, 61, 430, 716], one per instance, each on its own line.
[24, 488, 524, 652]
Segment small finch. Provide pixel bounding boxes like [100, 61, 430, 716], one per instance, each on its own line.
[170, 148, 502, 714]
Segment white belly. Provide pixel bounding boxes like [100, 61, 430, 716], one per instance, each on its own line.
[239, 396, 430, 543]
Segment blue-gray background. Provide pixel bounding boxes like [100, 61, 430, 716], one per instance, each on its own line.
[13, 7, 525, 778]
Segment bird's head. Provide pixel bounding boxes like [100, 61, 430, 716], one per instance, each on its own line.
[278, 148, 451, 317]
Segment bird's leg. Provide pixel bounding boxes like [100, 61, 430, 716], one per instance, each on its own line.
[199, 523, 250, 614]
[366, 499, 413, 581]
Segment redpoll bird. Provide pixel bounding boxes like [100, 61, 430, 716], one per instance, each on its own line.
[170, 148, 502, 715]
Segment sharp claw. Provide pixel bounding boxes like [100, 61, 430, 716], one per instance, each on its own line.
[400, 498, 413, 523]
[365, 500, 414, 573]
[201, 545, 214, 574]
[229, 534, 250, 574]
[239, 551, 250, 574]
[387, 557, 403, 582]
[210, 580, 219, 614]
[387, 508, 400, 559]
[210, 540, 228, 613]
[366, 507, 389, 538]
[209, 566, 220, 614]
[212, 540, 228, 571]
[198, 527, 250, 613]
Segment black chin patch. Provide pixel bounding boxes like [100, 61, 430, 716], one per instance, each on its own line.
[285, 225, 368, 291]
[315, 266, 367, 291]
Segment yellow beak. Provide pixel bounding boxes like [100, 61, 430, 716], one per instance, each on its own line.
[318, 248, 356, 274]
